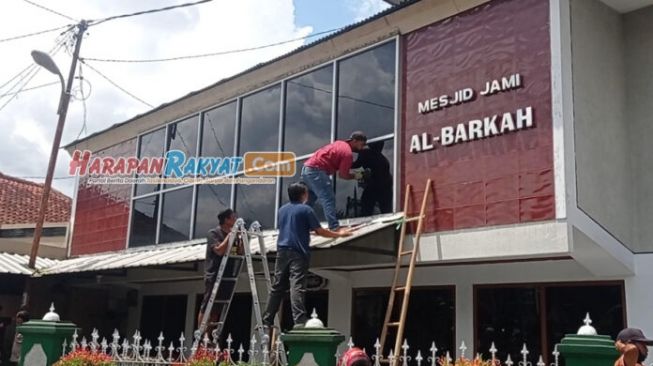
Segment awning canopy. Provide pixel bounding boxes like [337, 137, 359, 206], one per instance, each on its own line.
[0, 252, 59, 275]
[37, 213, 403, 276]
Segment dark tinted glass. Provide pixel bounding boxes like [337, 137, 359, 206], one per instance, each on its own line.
[140, 295, 187, 344]
[194, 184, 232, 239]
[165, 116, 198, 187]
[337, 41, 395, 140]
[352, 288, 455, 357]
[202, 102, 237, 158]
[280, 159, 325, 222]
[129, 195, 159, 247]
[284, 66, 333, 157]
[335, 138, 394, 218]
[239, 85, 281, 157]
[235, 182, 276, 230]
[135, 128, 165, 196]
[159, 187, 193, 243]
[476, 287, 541, 363]
[546, 285, 624, 358]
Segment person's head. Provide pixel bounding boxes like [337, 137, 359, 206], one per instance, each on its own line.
[288, 182, 309, 203]
[217, 208, 237, 228]
[617, 328, 653, 362]
[15, 311, 29, 325]
[347, 131, 367, 152]
[338, 347, 371, 366]
[368, 140, 384, 153]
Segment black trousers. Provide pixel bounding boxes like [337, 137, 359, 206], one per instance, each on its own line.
[262, 249, 309, 326]
[361, 185, 393, 216]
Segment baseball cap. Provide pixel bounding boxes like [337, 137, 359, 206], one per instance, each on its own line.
[347, 131, 367, 142]
[617, 328, 653, 345]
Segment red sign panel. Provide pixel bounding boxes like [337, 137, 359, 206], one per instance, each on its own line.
[401, 0, 554, 232]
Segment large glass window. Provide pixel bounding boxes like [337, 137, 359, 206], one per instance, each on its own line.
[235, 85, 281, 229]
[202, 102, 237, 158]
[159, 187, 193, 243]
[337, 41, 395, 140]
[352, 287, 455, 358]
[129, 195, 159, 247]
[134, 128, 165, 197]
[165, 116, 198, 188]
[284, 65, 333, 157]
[239, 85, 281, 155]
[335, 138, 394, 219]
[194, 184, 232, 239]
[476, 283, 625, 364]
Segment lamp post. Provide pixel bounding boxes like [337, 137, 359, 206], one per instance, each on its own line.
[27, 21, 87, 272]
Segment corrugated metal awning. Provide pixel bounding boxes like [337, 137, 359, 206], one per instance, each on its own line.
[0, 252, 59, 275]
[38, 213, 403, 276]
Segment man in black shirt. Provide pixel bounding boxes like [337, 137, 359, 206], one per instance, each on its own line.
[197, 208, 242, 336]
[352, 140, 393, 216]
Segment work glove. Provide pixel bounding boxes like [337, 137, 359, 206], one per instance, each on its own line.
[350, 167, 365, 180]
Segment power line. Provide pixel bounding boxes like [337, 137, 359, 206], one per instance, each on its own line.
[80, 59, 154, 108]
[20, 0, 77, 22]
[88, 0, 213, 26]
[0, 24, 72, 43]
[0, 81, 59, 97]
[0, 63, 34, 90]
[0, 40, 66, 113]
[81, 27, 344, 63]
[75, 62, 88, 140]
[15, 175, 75, 180]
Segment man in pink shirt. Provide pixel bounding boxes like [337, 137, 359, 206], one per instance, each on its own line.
[302, 131, 367, 230]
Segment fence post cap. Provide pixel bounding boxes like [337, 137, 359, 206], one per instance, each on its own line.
[42, 303, 61, 322]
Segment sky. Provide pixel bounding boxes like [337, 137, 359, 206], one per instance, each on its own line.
[0, 0, 389, 198]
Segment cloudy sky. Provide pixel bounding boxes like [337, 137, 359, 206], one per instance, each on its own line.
[0, 0, 389, 197]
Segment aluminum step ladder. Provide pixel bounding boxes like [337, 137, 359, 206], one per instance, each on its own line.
[191, 218, 286, 364]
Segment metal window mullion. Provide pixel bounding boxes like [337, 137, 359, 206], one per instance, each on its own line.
[155, 192, 163, 245]
[189, 114, 202, 239]
[231, 97, 241, 209]
[275, 81, 286, 228]
[126, 137, 140, 249]
[393, 36, 400, 213]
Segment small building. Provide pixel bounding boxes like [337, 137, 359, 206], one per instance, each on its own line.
[24, 0, 653, 363]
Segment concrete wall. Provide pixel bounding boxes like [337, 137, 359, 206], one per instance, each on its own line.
[624, 6, 653, 252]
[570, 0, 633, 247]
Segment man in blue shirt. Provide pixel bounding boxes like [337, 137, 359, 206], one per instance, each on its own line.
[262, 182, 352, 329]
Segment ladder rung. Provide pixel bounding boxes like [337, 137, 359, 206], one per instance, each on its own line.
[395, 286, 406, 292]
[387, 322, 400, 327]
[399, 250, 413, 256]
[404, 215, 423, 223]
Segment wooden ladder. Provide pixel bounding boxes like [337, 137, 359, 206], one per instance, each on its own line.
[379, 179, 432, 366]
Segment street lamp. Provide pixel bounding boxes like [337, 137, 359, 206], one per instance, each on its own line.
[27, 48, 76, 272]
[31, 50, 65, 114]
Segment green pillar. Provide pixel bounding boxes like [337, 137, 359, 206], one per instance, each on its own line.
[556, 314, 618, 366]
[17, 304, 77, 366]
[281, 311, 345, 366]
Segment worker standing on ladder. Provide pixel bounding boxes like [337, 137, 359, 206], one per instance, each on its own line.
[197, 208, 243, 337]
[262, 182, 352, 330]
[302, 131, 368, 231]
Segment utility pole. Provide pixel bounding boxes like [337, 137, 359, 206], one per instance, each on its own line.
[28, 20, 88, 271]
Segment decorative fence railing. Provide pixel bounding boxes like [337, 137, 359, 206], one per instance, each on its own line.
[61, 328, 562, 366]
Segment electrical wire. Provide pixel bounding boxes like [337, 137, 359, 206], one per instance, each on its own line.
[75, 62, 88, 140]
[20, 0, 77, 22]
[88, 0, 213, 26]
[0, 63, 34, 91]
[0, 24, 72, 43]
[80, 59, 154, 108]
[0, 81, 59, 98]
[82, 27, 344, 63]
[0, 39, 66, 113]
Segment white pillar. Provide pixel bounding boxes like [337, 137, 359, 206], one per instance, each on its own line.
[625, 254, 653, 334]
[185, 293, 197, 342]
[455, 281, 474, 356]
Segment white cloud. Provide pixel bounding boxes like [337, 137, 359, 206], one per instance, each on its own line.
[348, 0, 391, 22]
[0, 0, 314, 197]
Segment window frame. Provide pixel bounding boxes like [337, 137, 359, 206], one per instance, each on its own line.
[126, 36, 400, 249]
[473, 280, 627, 364]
